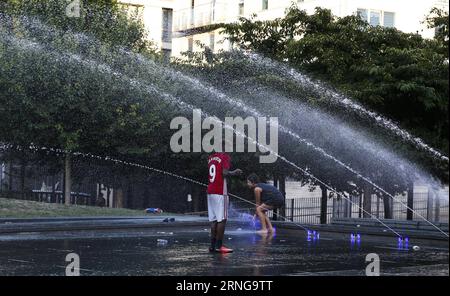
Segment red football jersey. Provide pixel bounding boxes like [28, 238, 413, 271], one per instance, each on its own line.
[207, 153, 231, 195]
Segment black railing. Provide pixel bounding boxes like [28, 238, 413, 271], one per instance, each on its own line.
[332, 191, 449, 223]
[285, 197, 333, 224]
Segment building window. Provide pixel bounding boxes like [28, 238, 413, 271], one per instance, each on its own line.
[356, 8, 368, 22]
[191, 0, 195, 26]
[357, 9, 395, 28]
[162, 8, 173, 43]
[239, 0, 244, 16]
[262, 0, 268, 10]
[383, 11, 395, 28]
[369, 10, 381, 26]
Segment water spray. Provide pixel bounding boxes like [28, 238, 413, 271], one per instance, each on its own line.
[244, 52, 449, 164]
[1, 15, 448, 239]
[0, 33, 418, 240]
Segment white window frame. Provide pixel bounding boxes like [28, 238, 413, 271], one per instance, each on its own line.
[382, 11, 395, 28]
[369, 10, 381, 27]
[356, 8, 368, 22]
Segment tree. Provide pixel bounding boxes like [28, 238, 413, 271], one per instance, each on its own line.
[1, 0, 155, 53]
[222, 6, 449, 159]
[170, 7, 449, 218]
[426, 7, 449, 57]
[219, 6, 448, 183]
[0, 0, 166, 204]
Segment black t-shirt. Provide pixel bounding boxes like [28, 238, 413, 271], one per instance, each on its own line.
[256, 183, 284, 203]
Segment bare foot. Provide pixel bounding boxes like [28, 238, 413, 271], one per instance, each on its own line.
[256, 229, 268, 235]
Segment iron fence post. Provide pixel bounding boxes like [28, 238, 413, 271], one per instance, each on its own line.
[291, 198, 294, 222]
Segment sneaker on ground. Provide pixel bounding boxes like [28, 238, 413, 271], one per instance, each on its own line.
[215, 246, 233, 253]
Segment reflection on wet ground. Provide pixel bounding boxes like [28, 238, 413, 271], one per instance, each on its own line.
[0, 226, 448, 275]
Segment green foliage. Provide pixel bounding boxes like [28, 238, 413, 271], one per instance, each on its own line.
[426, 7, 449, 57]
[0, 1, 211, 190]
[1, 1, 448, 202]
[0, 0, 163, 157]
[1, 0, 156, 53]
[222, 6, 449, 157]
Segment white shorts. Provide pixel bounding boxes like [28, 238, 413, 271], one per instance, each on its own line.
[207, 194, 229, 222]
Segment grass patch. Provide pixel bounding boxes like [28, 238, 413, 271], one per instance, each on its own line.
[0, 197, 148, 218]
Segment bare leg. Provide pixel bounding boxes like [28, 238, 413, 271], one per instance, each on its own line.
[258, 204, 275, 234]
[256, 205, 267, 232]
[215, 219, 227, 248]
[265, 215, 274, 232]
[210, 221, 217, 250]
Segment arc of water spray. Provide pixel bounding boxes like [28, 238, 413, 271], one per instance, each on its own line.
[243, 52, 449, 163]
[1, 34, 404, 237]
[5, 14, 446, 236]
[211, 92, 446, 238]
[3, 33, 447, 238]
[151, 61, 448, 238]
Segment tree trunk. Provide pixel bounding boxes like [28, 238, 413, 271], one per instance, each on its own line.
[106, 186, 111, 208]
[278, 176, 286, 221]
[358, 193, 362, 218]
[383, 194, 393, 219]
[64, 154, 72, 205]
[426, 188, 434, 221]
[0, 162, 3, 192]
[363, 184, 372, 218]
[343, 195, 350, 218]
[115, 188, 124, 208]
[126, 181, 133, 209]
[320, 184, 328, 224]
[375, 195, 380, 218]
[434, 191, 440, 222]
[192, 185, 200, 212]
[51, 174, 56, 203]
[406, 182, 414, 220]
[8, 161, 12, 191]
[272, 175, 278, 221]
[20, 158, 26, 199]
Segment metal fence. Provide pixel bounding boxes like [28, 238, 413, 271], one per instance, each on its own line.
[0, 150, 206, 213]
[284, 197, 333, 224]
[240, 188, 449, 225]
[1, 148, 448, 223]
[329, 189, 449, 224]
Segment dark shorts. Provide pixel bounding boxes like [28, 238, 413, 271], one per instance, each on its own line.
[263, 199, 284, 208]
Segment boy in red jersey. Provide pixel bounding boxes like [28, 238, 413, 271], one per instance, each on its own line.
[207, 152, 242, 253]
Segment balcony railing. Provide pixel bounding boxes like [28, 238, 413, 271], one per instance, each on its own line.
[174, 1, 228, 32]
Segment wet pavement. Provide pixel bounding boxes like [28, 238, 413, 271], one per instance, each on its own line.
[0, 224, 448, 276]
